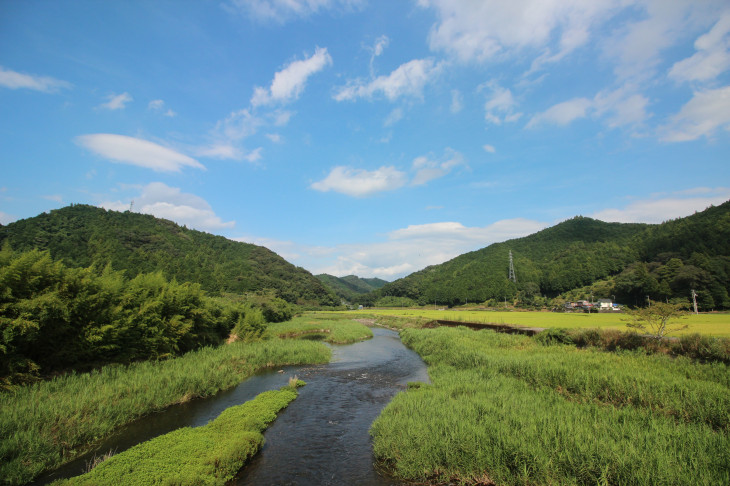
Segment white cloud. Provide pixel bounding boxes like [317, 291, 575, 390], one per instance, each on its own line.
[369, 35, 390, 77]
[100, 182, 234, 231]
[42, 194, 63, 203]
[0, 66, 71, 92]
[99, 92, 133, 110]
[260, 217, 549, 279]
[384, 107, 403, 127]
[148, 99, 177, 117]
[0, 211, 15, 225]
[76, 134, 205, 172]
[251, 47, 332, 106]
[527, 97, 591, 128]
[226, 0, 364, 23]
[411, 149, 466, 186]
[528, 85, 650, 129]
[669, 12, 730, 83]
[483, 144, 496, 153]
[419, 0, 619, 64]
[450, 89, 463, 113]
[660, 86, 730, 142]
[311, 166, 408, 197]
[591, 189, 730, 223]
[266, 133, 283, 143]
[592, 86, 650, 128]
[482, 82, 522, 124]
[334, 58, 442, 102]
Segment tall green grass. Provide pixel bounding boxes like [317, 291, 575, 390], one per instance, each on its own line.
[0, 339, 330, 485]
[266, 316, 373, 344]
[371, 327, 730, 485]
[53, 380, 305, 486]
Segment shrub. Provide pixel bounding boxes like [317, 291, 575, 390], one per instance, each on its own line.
[534, 328, 574, 346]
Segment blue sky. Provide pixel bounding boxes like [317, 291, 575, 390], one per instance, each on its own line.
[1, 0, 729, 280]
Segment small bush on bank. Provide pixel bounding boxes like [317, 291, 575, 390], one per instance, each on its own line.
[557, 328, 730, 364]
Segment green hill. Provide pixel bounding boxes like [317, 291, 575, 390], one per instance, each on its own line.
[0, 205, 338, 306]
[316, 274, 388, 302]
[377, 201, 730, 309]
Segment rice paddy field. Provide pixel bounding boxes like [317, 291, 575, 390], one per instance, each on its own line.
[362, 308, 730, 337]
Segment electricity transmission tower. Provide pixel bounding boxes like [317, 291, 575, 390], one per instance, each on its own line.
[508, 250, 516, 283]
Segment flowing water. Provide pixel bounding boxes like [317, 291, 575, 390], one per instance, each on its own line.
[34, 327, 428, 485]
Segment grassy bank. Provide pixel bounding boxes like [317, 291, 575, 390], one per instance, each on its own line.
[362, 309, 730, 337]
[53, 379, 305, 486]
[371, 327, 730, 485]
[266, 315, 373, 344]
[0, 339, 330, 485]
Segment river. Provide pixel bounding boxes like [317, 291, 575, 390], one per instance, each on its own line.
[34, 326, 428, 485]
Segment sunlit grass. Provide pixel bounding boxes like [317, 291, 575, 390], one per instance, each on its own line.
[359, 309, 730, 337]
[371, 327, 730, 485]
[0, 339, 330, 485]
[266, 316, 373, 344]
[53, 381, 306, 486]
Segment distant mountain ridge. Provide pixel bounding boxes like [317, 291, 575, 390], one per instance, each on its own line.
[0, 205, 338, 306]
[316, 273, 388, 302]
[375, 201, 730, 309]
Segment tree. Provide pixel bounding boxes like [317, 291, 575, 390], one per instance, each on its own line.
[624, 300, 688, 339]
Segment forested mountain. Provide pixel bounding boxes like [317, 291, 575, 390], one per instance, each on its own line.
[316, 274, 388, 302]
[375, 201, 730, 310]
[0, 205, 338, 306]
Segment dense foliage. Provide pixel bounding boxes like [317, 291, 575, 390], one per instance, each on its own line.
[374, 201, 730, 309]
[0, 247, 268, 388]
[316, 273, 387, 304]
[0, 205, 338, 306]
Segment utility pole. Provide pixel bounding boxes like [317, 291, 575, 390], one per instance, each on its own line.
[691, 289, 698, 314]
[508, 250, 516, 283]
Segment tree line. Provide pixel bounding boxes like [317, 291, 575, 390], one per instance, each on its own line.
[0, 247, 293, 389]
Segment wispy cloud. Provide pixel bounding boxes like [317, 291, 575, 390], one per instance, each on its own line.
[148, 99, 177, 117]
[527, 85, 650, 129]
[590, 188, 730, 223]
[659, 86, 730, 142]
[669, 12, 730, 84]
[310, 166, 408, 197]
[251, 47, 332, 107]
[76, 134, 205, 172]
[100, 182, 234, 231]
[250, 217, 549, 279]
[411, 149, 466, 186]
[482, 81, 522, 125]
[226, 0, 364, 24]
[0, 66, 71, 92]
[0, 211, 15, 225]
[334, 58, 442, 102]
[99, 92, 133, 110]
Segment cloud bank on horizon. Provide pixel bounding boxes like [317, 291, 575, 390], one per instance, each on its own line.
[1, 0, 729, 279]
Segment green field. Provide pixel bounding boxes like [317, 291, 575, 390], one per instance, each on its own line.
[361, 308, 730, 337]
[371, 326, 730, 485]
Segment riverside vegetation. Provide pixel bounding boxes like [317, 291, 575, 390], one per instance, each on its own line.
[1, 314, 373, 485]
[0, 338, 330, 484]
[370, 324, 730, 485]
[52, 378, 306, 486]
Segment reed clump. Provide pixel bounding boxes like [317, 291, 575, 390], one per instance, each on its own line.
[53, 381, 305, 485]
[266, 316, 373, 344]
[371, 326, 730, 485]
[0, 339, 329, 485]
